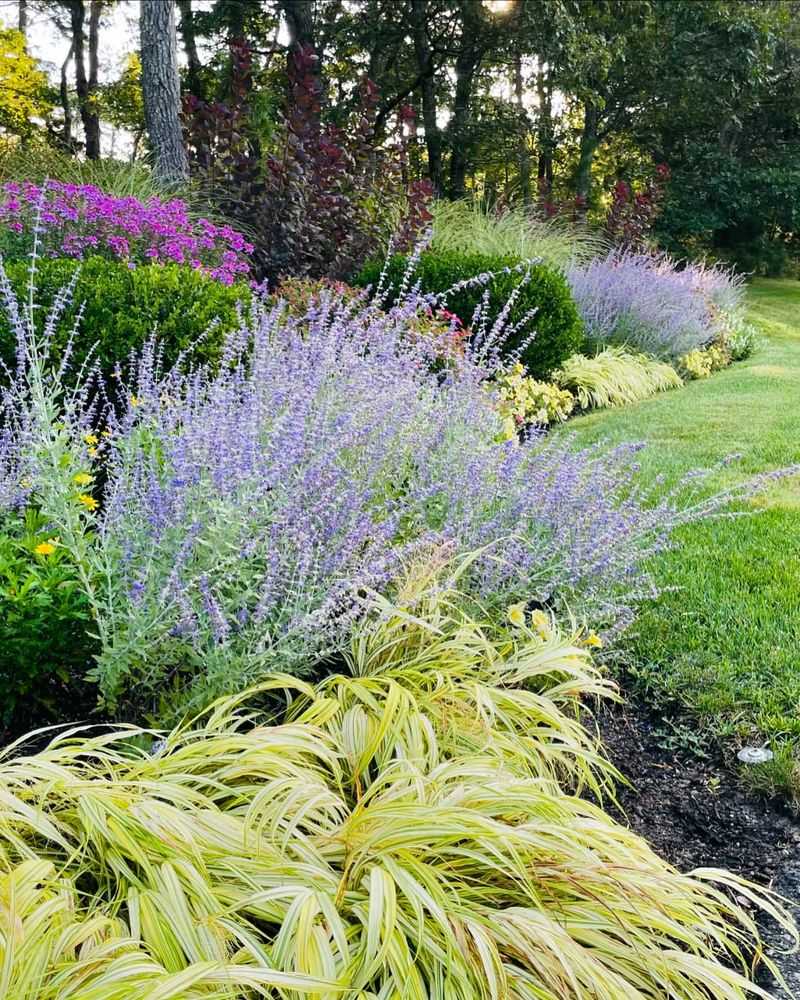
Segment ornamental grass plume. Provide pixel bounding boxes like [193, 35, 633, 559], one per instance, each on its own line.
[0, 569, 793, 999]
[554, 346, 683, 410]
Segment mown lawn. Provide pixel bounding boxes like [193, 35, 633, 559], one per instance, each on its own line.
[561, 278, 800, 800]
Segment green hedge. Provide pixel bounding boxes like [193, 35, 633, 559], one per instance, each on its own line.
[354, 250, 583, 378]
[0, 257, 250, 373]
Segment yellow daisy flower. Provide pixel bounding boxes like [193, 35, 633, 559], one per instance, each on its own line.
[34, 541, 56, 557]
[584, 632, 603, 649]
[73, 472, 93, 487]
[77, 493, 98, 512]
[506, 602, 526, 628]
[84, 433, 99, 446]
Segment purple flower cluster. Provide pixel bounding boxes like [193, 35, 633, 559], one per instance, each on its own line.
[0, 181, 253, 285]
[82, 286, 748, 715]
[0, 265, 756, 717]
[568, 251, 746, 359]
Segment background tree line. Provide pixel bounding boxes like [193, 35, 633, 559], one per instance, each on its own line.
[2, 0, 800, 273]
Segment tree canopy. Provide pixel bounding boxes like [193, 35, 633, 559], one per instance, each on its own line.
[2, 0, 799, 271]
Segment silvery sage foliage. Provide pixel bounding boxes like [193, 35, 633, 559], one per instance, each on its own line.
[568, 251, 747, 359]
[0, 259, 756, 720]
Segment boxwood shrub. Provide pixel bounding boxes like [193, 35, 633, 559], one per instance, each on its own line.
[354, 249, 583, 377]
[0, 257, 251, 373]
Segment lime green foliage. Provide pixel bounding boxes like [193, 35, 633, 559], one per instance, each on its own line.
[707, 342, 733, 370]
[430, 198, 608, 268]
[0, 257, 250, 373]
[561, 278, 800, 802]
[679, 348, 715, 379]
[0, 565, 791, 997]
[0, 28, 51, 137]
[0, 508, 96, 722]
[679, 342, 732, 380]
[492, 362, 575, 436]
[354, 249, 584, 378]
[555, 347, 682, 409]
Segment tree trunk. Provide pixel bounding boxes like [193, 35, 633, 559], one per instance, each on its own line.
[280, 0, 318, 76]
[448, 55, 478, 200]
[60, 39, 75, 150]
[536, 66, 554, 196]
[281, 0, 316, 54]
[68, 0, 101, 159]
[513, 50, 531, 204]
[447, 1, 485, 200]
[575, 100, 599, 214]
[410, 0, 443, 195]
[140, 0, 189, 184]
[18, 0, 28, 37]
[177, 0, 204, 98]
[86, 0, 101, 156]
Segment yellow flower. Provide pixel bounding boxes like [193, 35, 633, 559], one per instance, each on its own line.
[584, 632, 603, 649]
[507, 602, 526, 628]
[84, 432, 99, 446]
[19, 477, 31, 489]
[73, 472, 93, 487]
[77, 493, 98, 512]
[102, 429, 112, 438]
[130, 395, 140, 408]
[34, 541, 56, 557]
[530, 609, 552, 639]
[88, 447, 98, 458]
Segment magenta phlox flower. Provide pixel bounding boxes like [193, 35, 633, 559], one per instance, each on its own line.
[0, 180, 251, 285]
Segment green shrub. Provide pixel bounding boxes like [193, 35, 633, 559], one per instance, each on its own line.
[0, 508, 97, 724]
[725, 321, 761, 361]
[554, 347, 683, 410]
[354, 249, 584, 378]
[0, 257, 250, 373]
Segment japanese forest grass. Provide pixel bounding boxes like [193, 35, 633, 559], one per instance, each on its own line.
[0, 568, 793, 999]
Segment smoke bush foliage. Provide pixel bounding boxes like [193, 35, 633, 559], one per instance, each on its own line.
[568, 250, 746, 359]
[0, 256, 759, 721]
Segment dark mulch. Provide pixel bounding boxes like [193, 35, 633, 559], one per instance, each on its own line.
[596, 696, 800, 993]
[596, 698, 799, 884]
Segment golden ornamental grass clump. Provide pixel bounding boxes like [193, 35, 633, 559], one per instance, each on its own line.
[0, 560, 794, 998]
[554, 346, 683, 410]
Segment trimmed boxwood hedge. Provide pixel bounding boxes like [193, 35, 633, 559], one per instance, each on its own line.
[0, 256, 250, 374]
[354, 249, 583, 378]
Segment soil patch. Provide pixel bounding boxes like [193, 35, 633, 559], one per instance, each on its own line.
[596, 697, 798, 883]
[597, 696, 800, 993]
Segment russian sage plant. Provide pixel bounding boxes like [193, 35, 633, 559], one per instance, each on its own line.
[568, 250, 747, 359]
[0, 255, 762, 721]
